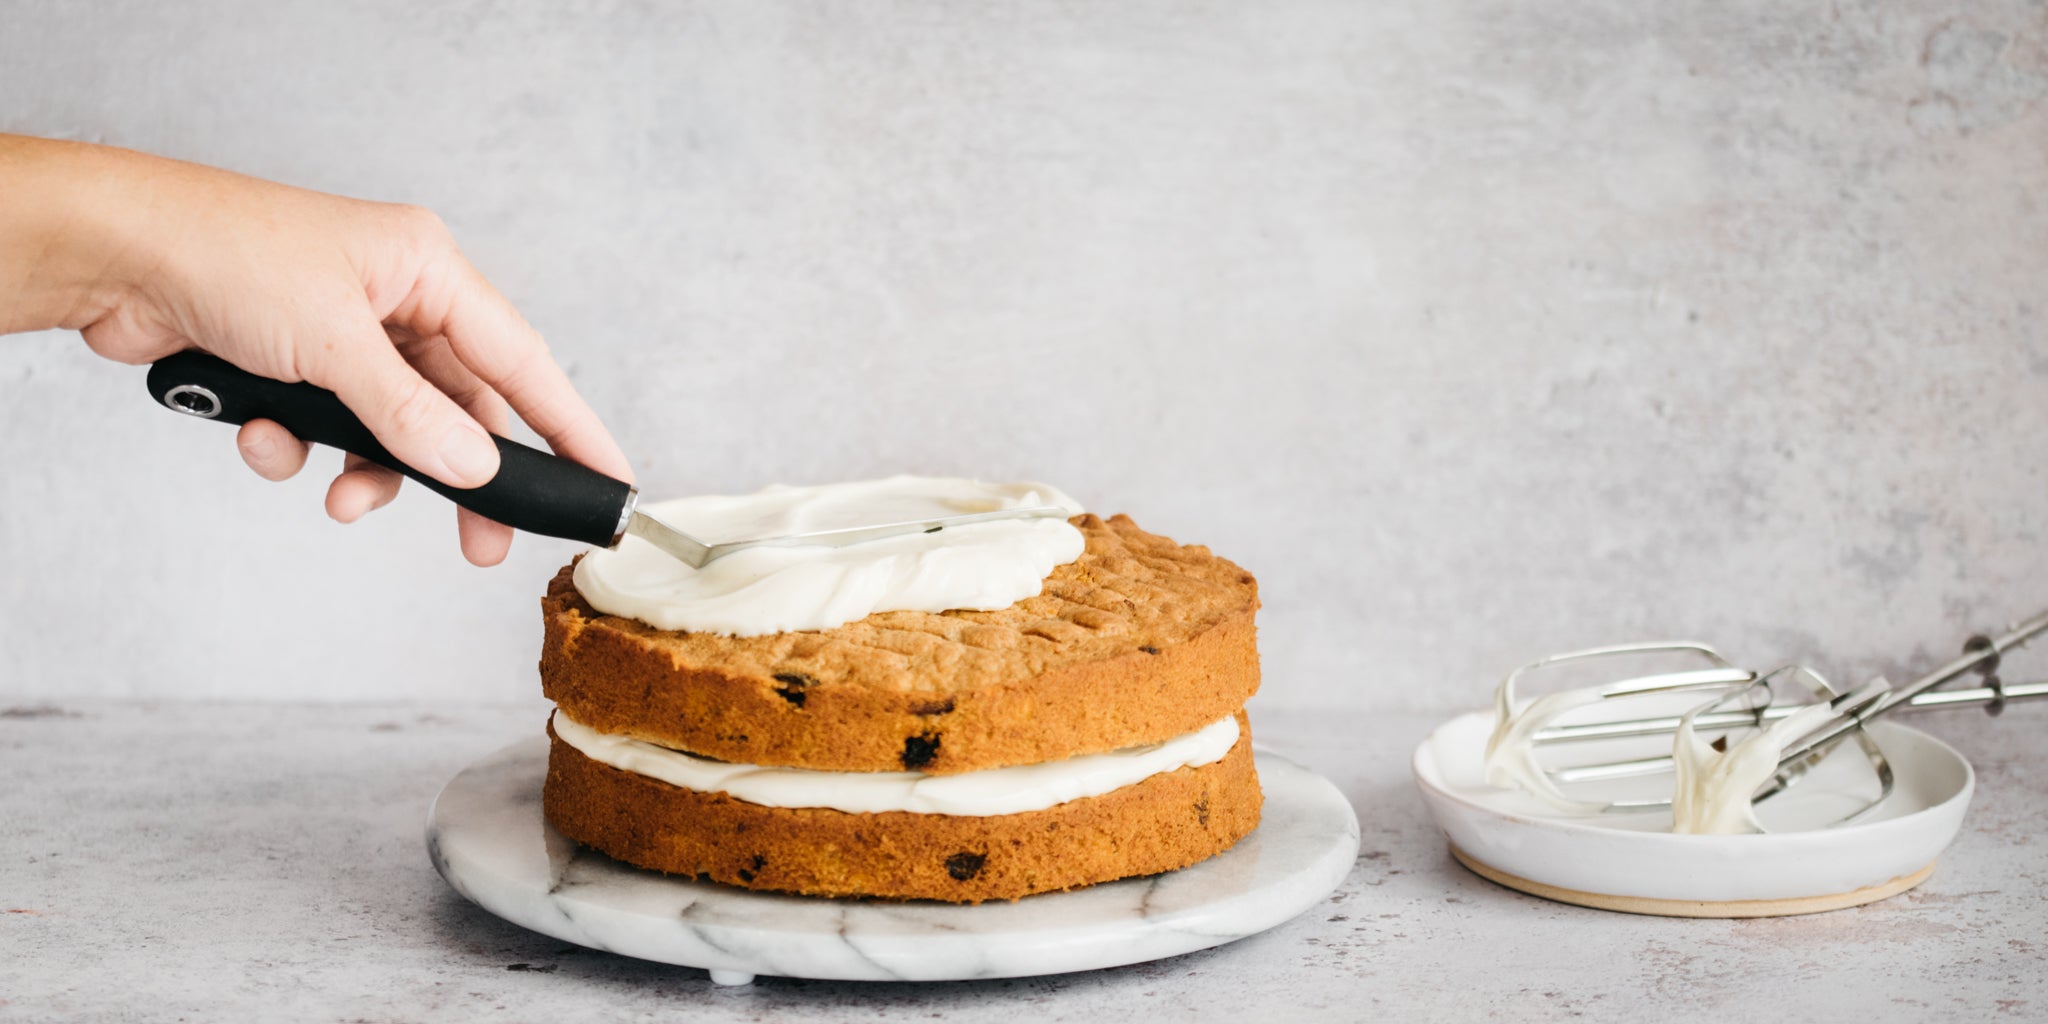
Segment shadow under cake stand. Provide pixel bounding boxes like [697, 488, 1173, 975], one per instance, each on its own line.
[428, 739, 1360, 985]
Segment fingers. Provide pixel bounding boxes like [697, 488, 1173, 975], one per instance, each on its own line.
[298, 311, 501, 490]
[394, 328, 513, 439]
[397, 330, 518, 566]
[456, 507, 512, 567]
[323, 456, 512, 567]
[295, 323, 519, 564]
[236, 419, 310, 481]
[238, 417, 403, 528]
[238, 420, 416, 545]
[404, 253, 634, 483]
[325, 453, 402, 523]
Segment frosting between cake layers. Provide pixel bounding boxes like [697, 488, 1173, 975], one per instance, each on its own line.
[572, 476, 1087, 636]
[549, 709, 1241, 816]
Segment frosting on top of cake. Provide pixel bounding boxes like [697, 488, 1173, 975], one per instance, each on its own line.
[549, 708, 1240, 816]
[572, 476, 1086, 636]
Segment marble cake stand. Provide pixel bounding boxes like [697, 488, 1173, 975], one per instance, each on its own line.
[427, 739, 1360, 985]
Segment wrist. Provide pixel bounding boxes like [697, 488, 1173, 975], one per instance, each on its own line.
[0, 136, 171, 334]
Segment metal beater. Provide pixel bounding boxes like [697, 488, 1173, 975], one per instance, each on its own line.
[1488, 610, 2048, 822]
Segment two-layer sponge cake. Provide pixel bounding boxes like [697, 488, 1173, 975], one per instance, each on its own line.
[538, 479, 1262, 903]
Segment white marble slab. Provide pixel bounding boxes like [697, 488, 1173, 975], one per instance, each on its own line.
[428, 740, 1361, 985]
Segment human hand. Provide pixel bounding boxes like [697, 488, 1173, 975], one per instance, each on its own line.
[0, 135, 632, 565]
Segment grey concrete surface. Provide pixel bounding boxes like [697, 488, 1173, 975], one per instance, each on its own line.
[2, 700, 2043, 1022]
[1, 1, 2045, 709]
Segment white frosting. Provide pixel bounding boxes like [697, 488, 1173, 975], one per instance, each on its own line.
[1486, 680, 1849, 834]
[1670, 700, 1840, 835]
[1483, 686, 1613, 815]
[573, 476, 1086, 636]
[550, 709, 1241, 816]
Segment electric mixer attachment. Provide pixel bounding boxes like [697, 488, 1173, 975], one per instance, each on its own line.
[1485, 610, 2048, 832]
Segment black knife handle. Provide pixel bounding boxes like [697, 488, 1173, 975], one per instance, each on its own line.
[145, 351, 633, 548]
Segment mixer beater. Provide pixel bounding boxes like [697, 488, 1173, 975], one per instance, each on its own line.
[1485, 610, 2048, 831]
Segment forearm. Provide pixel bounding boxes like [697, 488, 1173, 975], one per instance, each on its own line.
[0, 135, 171, 335]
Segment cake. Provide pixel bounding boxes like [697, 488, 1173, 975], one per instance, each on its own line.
[538, 480, 1263, 902]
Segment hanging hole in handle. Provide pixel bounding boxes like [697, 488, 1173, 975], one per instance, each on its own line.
[164, 384, 221, 419]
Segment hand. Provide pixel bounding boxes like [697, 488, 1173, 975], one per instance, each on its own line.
[0, 135, 632, 565]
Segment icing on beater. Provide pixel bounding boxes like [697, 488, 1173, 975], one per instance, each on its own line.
[1483, 612, 2048, 835]
[1669, 700, 1841, 834]
[1487, 678, 1844, 833]
[1483, 686, 1612, 815]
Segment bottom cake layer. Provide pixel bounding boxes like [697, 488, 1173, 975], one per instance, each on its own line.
[542, 712, 1263, 902]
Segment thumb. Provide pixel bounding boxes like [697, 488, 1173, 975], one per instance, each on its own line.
[303, 316, 501, 489]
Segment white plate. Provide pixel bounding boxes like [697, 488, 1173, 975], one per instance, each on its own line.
[1412, 711, 1974, 916]
[428, 738, 1359, 984]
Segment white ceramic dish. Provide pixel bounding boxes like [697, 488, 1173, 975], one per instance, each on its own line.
[429, 738, 1360, 985]
[1412, 710, 1975, 917]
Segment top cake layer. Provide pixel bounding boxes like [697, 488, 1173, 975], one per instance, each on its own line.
[541, 513, 1260, 774]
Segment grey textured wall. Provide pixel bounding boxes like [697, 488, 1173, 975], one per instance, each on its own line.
[2, 1, 2043, 710]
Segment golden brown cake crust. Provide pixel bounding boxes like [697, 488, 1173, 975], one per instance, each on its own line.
[541, 713, 1263, 903]
[541, 513, 1260, 774]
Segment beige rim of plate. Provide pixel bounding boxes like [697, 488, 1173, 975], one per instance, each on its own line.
[1448, 844, 1936, 919]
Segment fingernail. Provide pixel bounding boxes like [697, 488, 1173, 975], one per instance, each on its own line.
[241, 435, 277, 462]
[439, 423, 499, 483]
